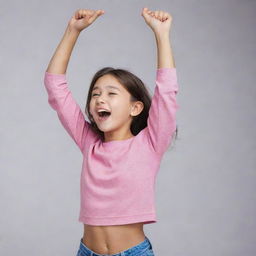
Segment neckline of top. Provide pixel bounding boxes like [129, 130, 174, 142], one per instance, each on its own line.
[101, 136, 135, 147]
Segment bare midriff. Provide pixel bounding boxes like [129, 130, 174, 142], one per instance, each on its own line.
[82, 223, 146, 255]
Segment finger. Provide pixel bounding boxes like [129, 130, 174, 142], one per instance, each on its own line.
[163, 13, 169, 21]
[82, 10, 87, 18]
[155, 11, 160, 19]
[143, 7, 154, 15]
[157, 10, 163, 20]
[86, 10, 95, 16]
[78, 9, 93, 18]
[75, 10, 80, 19]
[141, 7, 151, 19]
[149, 11, 155, 17]
[78, 10, 84, 18]
[159, 11, 164, 21]
[74, 10, 78, 19]
[142, 7, 149, 15]
[79, 9, 85, 16]
[81, 9, 90, 18]
[88, 10, 104, 24]
[94, 9, 104, 16]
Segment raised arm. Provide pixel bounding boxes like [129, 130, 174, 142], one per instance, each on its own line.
[46, 9, 105, 74]
[141, 7, 179, 156]
[155, 24, 175, 69]
[44, 9, 104, 153]
[141, 7, 175, 69]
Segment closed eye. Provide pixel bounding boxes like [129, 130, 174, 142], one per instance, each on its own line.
[92, 93, 117, 96]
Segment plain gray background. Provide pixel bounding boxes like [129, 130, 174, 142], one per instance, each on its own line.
[1, 0, 256, 255]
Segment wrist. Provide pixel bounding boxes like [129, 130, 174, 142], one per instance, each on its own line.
[154, 31, 170, 41]
[66, 24, 81, 36]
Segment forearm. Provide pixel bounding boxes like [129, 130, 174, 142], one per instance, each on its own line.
[46, 25, 80, 74]
[155, 32, 175, 69]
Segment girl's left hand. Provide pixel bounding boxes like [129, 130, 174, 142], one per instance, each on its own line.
[141, 7, 172, 35]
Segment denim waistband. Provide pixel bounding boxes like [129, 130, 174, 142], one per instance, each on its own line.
[78, 235, 153, 256]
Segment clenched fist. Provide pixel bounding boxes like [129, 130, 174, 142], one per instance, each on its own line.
[141, 7, 172, 35]
[68, 9, 105, 32]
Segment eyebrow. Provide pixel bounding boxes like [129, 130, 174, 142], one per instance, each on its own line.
[92, 85, 121, 92]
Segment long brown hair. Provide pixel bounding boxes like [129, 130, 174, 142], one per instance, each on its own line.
[84, 67, 178, 147]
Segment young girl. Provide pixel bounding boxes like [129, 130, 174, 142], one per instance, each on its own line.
[44, 7, 178, 256]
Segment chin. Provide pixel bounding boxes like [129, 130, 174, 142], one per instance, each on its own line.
[98, 124, 122, 134]
[96, 124, 114, 133]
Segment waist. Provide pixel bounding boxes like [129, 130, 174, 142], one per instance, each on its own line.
[82, 222, 145, 254]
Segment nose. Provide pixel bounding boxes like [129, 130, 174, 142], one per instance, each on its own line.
[95, 94, 106, 104]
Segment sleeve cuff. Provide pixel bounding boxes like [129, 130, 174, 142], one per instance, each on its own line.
[45, 71, 66, 77]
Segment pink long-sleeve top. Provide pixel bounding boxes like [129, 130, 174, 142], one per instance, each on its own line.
[44, 67, 179, 226]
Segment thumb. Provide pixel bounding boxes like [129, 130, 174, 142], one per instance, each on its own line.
[88, 10, 104, 24]
[141, 7, 153, 24]
[141, 7, 151, 18]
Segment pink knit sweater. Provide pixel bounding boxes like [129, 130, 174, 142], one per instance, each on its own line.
[44, 67, 179, 225]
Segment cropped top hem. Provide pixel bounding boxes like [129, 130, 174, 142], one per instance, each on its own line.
[79, 212, 157, 226]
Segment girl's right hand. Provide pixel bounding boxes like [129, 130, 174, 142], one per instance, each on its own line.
[68, 9, 105, 32]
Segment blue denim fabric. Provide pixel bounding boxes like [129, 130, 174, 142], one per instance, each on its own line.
[76, 236, 155, 256]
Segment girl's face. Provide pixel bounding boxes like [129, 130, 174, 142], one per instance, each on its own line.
[89, 74, 143, 140]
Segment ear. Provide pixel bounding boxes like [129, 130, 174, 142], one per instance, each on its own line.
[130, 101, 144, 117]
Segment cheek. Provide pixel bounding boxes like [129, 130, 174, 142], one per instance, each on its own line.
[113, 101, 131, 117]
[89, 101, 94, 115]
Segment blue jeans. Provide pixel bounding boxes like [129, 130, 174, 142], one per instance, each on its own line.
[76, 235, 155, 256]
